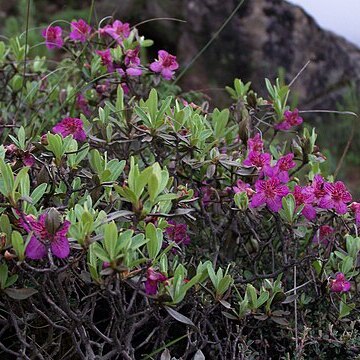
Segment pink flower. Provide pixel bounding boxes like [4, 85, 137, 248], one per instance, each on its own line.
[293, 185, 316, 220]
[53, 117, 86, 141]
[313, 225, 334, 246]
[165, 220, 190, 246]
[150, 50, 179, 80]
[350, 202, 360, 225]
[312, 174, 327, 200]
[96, 49, 114, 72]
[233, 179, 254, 197]
[275, 109, 303, 131]
[247, 134, 264, 152]
[104, 20, 130, 43]
[41, 26, 63, 49]
[145, 268, 167, 295]
[20, 213, 70, 259]
[243, 151, 271, 169]
[264, 153, 296, 183]
[329, 273, 351, 293]
[319, 181, 352, 214]
[251, 177, 289, 212]
[69, 19, 91, 43]
[125, 48, 142, 76]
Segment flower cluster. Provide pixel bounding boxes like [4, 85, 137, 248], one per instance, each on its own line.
[41, 20, 178, 82]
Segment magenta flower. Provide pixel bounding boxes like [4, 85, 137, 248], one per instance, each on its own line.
[313, 225, 334, 246]
[293, 185, 316, 220]
[145, 268, 167, 295]
[20, 213, 70, 259]
[319, 181, 352, 214]
[329, 273, 351, 293]
[150, 50, 179, 80]
[69, 19, 91, 42]
[275, 109, 303, 131]
[243, 151, 271, 169]
[350, 202, 360, 225]
[264, 153, 296, 183]
[233, 179, 254, 197]
[104, 20, 130, 43]
[247, 134, 264, 152]
[125, 48, 142, 76]
[165, 220, 190, 246]
[96, 49, 114, 72]
[41, 26, 63, 49]
[312, 174, 327, 200]
[53, 117, 86, 141]
[251, 178, 289, 212]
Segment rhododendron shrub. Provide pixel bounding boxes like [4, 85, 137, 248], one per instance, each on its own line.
[0, 19, 359, 360]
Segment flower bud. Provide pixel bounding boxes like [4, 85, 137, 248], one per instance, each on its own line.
[45, 207, 62, 235]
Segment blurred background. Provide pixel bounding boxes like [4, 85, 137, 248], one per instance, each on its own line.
[1, 0, 359, 197]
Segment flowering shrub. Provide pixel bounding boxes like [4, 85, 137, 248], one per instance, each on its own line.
[0, 18, 359, 359]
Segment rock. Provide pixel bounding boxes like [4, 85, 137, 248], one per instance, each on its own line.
[94, 0, 360, 108]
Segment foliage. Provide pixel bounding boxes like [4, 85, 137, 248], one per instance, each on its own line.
[0, 15, 359, 360]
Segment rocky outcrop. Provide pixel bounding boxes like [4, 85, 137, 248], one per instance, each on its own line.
[3, 0, 360, 108]
[95, 0, 360, 108]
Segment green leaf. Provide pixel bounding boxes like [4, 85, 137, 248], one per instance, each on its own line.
[12, 231, 25, 261]
[146, 223, 162, 259]
[246, 284, 258, 307]
[103, 221, 118, 261]
[0, 264, 8, 289]
[148, 173, 160, 203]
[147, 88, 158, 124]
[30, 183, 48, 204]
[0, 158, 14, 198]
[92, 242, 111, 263]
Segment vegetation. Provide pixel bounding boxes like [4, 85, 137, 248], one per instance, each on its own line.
[0, 11, 359, 360]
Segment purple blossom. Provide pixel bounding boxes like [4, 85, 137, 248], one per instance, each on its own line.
[69, 19, 91, 43]
[104, 20, 130, 43]
[232, 179, 254, 197]
[247, 134, 264, 152]
[350, 202, 360, 226]
[145, 268, 167, 295]
[53, 117, 86, 141]
[41, 26, 63, 49]
[125, 48, 142, 76]
[149, 50, 179, 80]
[329, 273, 351, 293]
[165, 220, 190, 246]
[20, 213, 70, 259]
[293, 185, 316, 220]
[319, 181, 352, 214]
[264, 153, 296, 183]
[96, 49, 114, 72]
[251, 177, 289, 212]
[243, 151, 271, 169]
[312, 174, 327, 200]
[313, 225, 334, 246]
[275, 109, 303, 131]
